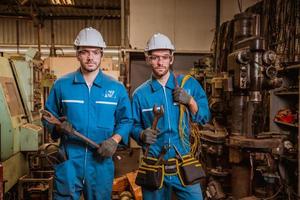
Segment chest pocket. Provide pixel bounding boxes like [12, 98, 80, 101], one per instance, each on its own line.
[95, 100, 117, 129]
[61, 100, 85, 119]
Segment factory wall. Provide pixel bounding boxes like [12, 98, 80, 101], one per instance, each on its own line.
[0, 0, 260, 53]
[129, 0, 259, 52]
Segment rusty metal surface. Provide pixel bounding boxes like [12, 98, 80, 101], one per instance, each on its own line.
[18, 171, 53, 200]
[231, 165, 250, 198]
[229, 135, 283, 149]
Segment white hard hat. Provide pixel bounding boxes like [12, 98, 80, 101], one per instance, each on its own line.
[74, 27, 106, 48]
[145, 33, 175, 52]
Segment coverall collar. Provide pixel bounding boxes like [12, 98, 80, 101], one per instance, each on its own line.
[73, 69, 104, 87]
[150, 71, 176, 92]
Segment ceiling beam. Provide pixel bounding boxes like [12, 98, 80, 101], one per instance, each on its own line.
[0, 5, 120, 19]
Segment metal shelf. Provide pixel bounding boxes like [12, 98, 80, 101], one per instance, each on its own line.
[274, 91, 299, 95]
[274, 119, 298, 128]
[278, 64, 300, 71]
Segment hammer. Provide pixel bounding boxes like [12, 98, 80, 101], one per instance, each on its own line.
[144, 105, 164, 156]
[41, 110, 100, 149]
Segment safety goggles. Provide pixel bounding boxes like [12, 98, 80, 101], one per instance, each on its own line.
[148, 55, 172, 62]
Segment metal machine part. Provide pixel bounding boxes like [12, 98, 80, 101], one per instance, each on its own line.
[10, 49, 43, 123]
[206, 178, 226, 200]
[0, 53, 44, 194]
[227, 13, 289, 199]
[18, 171, 53, 200]
[201, 11, 293, 200]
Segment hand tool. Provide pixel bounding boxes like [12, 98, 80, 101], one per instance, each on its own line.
[155, 145, 170, 165]
[144, 105, 164, 156]
[173, 145, 183, 161]
[41, 110, 100, 149]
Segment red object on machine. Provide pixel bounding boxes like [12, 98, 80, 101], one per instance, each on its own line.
[274, 108, 297, 124]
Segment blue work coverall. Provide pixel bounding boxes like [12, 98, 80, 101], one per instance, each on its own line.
[131, 72, 210, 200]
[44, 69, 132, 200]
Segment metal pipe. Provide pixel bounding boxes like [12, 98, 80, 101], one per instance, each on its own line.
[0, 15, 31, 20]
[37, 23, 42, 53]
[16, 19, 19, 54]
[214, 0, 220, 72]
[298, 72, 300, 196]
[121, 0, 125, 47]
[50, 19, 56, 57]
[231, 164, 250, 198]
[254, 14, 260, 37]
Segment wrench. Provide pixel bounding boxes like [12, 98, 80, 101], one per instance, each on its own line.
[144, 105, 164, 156]
[41, 110, 100, 149]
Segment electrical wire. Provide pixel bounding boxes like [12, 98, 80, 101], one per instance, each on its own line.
[261, 185, 283, 200]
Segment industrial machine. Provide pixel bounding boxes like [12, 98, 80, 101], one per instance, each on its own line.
[0, 49, 45, 197]
[197, 12, 297, 200]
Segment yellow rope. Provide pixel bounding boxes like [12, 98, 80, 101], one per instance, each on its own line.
[178, 75, 201, 156]
[179, 75, 191, 151]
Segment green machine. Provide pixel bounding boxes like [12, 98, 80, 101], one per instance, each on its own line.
[0, 51, 43, 193]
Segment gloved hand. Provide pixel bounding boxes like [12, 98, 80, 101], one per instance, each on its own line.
[55, 120, 73, 135]
[173, 87, 192, 105]
[140, 128, 159, 144]
[97, 138, 118, 158]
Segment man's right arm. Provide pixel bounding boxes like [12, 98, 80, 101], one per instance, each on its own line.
[131, 95, 144, 145]
[131, 94, 159, 146]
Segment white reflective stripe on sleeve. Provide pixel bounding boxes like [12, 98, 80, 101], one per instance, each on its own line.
[62, 100, 84, 103]
[142, 108, 153, 112]
[95, 101, 118, 105]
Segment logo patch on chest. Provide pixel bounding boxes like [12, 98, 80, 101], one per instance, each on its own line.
[104, 90, 116, 98]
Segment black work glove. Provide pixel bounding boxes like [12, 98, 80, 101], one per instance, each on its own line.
[97, 138, 118, 158]
[173, 87, 192, 105]
[140, 128, 159, 145]
[55, 120, 73, 135]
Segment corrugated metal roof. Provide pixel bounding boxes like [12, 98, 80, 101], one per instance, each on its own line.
[0, 18, 121, 46]
[0, 0, 123, 46]
[0, 0, 121, 19]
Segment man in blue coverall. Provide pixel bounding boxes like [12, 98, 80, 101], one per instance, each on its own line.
[43, 27, 132, 199]
[131, 33, 211, 200]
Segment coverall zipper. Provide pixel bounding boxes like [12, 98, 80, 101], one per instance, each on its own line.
[83, 84, 91, 185]
[163, 86, 173, 180]
[162, 87, 171, 131]
[162, 87, 172, 146]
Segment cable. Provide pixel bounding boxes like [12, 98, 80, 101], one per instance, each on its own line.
[261, 185, 283, 200]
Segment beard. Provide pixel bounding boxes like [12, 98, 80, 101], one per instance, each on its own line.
[81, 61, 100, 73]
[153, 66, 169, 78]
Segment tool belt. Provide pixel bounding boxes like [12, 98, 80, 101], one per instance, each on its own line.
[135, 154, 205, 189]
[177, 154, 206, 186]
[135, 156, 164, 190]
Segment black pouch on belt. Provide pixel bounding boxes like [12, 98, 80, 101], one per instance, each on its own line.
[135, 156, 164, 190]
[178, 155, 206, 186]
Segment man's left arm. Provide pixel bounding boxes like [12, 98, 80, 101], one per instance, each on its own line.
[97, 86, 133, 158]
[188, 78, 211, 125]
